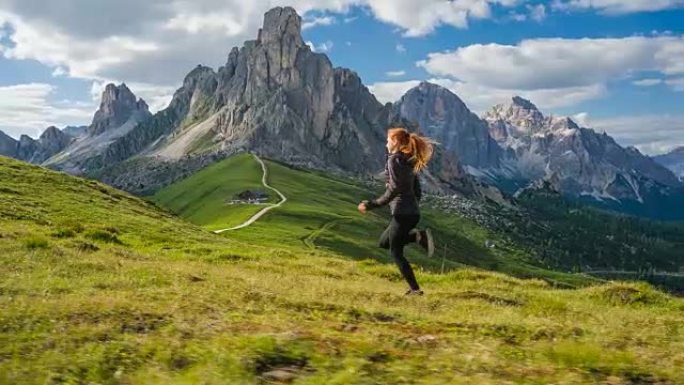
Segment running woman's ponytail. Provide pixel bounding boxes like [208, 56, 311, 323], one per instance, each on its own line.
[387, 127, 434, 172]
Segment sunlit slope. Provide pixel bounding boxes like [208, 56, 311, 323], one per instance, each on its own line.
[1, 156, 683, 384]
[153, 153, 595, 287]
[152, 153, 276, 230]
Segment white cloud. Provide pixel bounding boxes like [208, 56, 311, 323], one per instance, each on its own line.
[306, 40, 334, 53]
[509, 12, 527, 21]
[508, 4, 545, 22]
[581, 114, 684, 155]
[345, 41, 352, 46]
[1, 13, 160, 82]
[0, 0, 523, 92]
[572, 112, 590, 126]
[51, 66, 67, 77]
[0, 83, 93, 138]
[552, 0, 684, 14]
[386, 70, 406, 77]
[368, 80, 420, 104]
[363, 0, 519, 36]
[528, 4, 546, 21]
[633, 78, 663, 86]
[396, 43, 406, 53]
[164, 12, 245, 35]
[315, 40, 334, 52]
[665, 77, 684, 91]
[418, 36, 684, 90]
[302, 16, 336, 30]
[344, 16, 357, 23]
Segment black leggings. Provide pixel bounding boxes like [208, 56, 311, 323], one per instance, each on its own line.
[378, 214, 420, 290]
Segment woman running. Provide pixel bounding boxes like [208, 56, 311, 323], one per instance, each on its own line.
[358, 127, 435, 296]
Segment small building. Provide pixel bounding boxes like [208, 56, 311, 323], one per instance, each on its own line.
[226, 190, 269, 205]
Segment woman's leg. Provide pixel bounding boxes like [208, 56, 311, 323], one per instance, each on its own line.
[389, 215, 421, 290]
[378, 222, 391, 249]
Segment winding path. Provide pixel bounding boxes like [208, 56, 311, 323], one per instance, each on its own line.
[213, 154, 287, 233]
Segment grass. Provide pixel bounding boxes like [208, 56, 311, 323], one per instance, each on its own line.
[1, 154, 683, 384]
[153, 154, 596, 287]
[152, 154, 277, 231]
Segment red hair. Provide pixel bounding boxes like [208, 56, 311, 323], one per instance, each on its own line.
[387, 127, 434, 172]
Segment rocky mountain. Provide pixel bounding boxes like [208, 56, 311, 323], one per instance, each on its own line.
[0, 126, 74, 164]
[44, 83, 151, 174]
[62, 125, 88, 138]
[0, 130, 18, 158]
[654, 147, 684, 179]
[89, 6, 399, 193]
[482, 97, 684, 218]
[88, 84, 150, 136]
[394, 82, 501, 169]
[5, 6, 678, 219]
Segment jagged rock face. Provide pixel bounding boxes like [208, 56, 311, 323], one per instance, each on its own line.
[654, 147, 684, 178]
[88, 84, 150, 136]
[28, 126, 74, 163]
[16, 135, 39, 161]
[485, 96, 547, 140]
[62, 125, 88, 138]
[49, 6, 490, 199]
[93, 6, 388, 179]
[484, 97, 681, 202]
[208, 6, 386, 173]
[395, 82, 501, 169]
[0, 127, 74, 164]
[0, 131, 18, 158]
[44, 84, 152, 174]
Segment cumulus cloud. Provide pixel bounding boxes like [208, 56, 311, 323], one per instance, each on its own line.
[0, 83, 93, 138]
[665, 77, 684, 91]
[0, 0, 521, 87]
[633, 78, 663, 86]
[528, 4, 546, 21]
[396, 43, 406, 53]
[302, 15, 336, 30]
[582, 114, 684, 155]
[386, 70, 406, 77]
[552, 0, 684, 14]
[368, 80, 420, 104]
[315, 40, 334, 52]
[418, 36, 684, 90]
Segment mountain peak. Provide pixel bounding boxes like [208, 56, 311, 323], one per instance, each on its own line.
[395, 80, 501, 168]
[418, 81, 445, 90]
[88, 83, 151, 136]
[403, 81, 464, 102]
[258, 6, 304, 47]
[511, 96, 539, 111]
[39, 126, 62, 139]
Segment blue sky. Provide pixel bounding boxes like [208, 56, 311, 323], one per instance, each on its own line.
[0, 0, 682, 154]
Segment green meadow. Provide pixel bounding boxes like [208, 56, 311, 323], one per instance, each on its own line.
[1, 154, 682, 384]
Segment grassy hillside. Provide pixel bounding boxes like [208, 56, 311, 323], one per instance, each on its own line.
[153, 153, 591, 287]
[152, 154, 276, 230]
[1, 155, 683, 384]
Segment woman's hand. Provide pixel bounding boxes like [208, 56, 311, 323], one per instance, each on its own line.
[357, 201, 368, 214]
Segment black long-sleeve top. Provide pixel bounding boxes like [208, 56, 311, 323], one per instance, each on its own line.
[366, 152, 421, 215]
